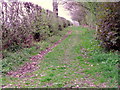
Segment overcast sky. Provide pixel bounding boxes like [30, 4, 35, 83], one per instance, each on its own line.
[19, 0, 72, 21]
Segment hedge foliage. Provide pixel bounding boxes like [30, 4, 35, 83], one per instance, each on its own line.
[96, 2, 120, 51]
[80, 2, 120, 51]
[1, 2, 72, 52]
[75, 2, 120, 51]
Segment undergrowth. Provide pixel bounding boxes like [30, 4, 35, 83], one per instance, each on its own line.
[2, 27, 70, 75]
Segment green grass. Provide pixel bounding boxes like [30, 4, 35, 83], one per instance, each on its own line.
[2, 26, 119, 88]
[2, 27, 70, 74]
[72, 26, 119, 87]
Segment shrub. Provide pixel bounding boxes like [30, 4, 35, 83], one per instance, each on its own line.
[1, 1, 71, 52]
[1, 2, 39, 51]
[97, 2, 120, 51]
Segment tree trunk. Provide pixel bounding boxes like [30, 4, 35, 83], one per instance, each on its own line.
[53, 0, 58, 17]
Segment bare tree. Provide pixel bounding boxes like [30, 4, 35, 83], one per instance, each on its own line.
[64, 1, 86, 25]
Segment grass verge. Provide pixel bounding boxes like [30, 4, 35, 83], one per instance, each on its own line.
[2, 27, 70, 74]
[2, 26, 119, 88]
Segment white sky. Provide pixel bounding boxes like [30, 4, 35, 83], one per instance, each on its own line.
[19, 0, 72, 21]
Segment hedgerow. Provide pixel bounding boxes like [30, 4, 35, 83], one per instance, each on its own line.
[1, 1, 71, 52]
[97, 2, 120, 51]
